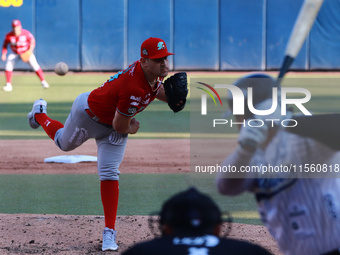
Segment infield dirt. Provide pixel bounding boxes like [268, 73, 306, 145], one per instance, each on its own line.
[0, 139, 282, 254]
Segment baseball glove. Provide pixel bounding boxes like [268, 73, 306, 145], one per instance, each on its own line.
[20, 50, 32, 63]
[163, 72, 188, 113]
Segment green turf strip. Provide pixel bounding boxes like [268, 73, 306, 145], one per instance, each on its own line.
[0, 173, 260, 225]
[1, 74, 340, 139]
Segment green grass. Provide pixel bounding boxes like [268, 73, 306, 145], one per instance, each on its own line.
[0, 173, 260, 224]
[1, 73, 340, 138]
[1, 72, 340, 225]
[0, 73, 190, 139]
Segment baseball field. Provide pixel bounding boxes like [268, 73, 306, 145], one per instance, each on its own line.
[1, 71, 340, 254]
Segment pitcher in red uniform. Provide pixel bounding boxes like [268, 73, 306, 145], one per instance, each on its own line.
[1, 19, 49, 92]
[27, 37, 184, 251]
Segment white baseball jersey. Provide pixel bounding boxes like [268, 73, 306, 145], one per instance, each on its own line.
[251, 130, 340, 255]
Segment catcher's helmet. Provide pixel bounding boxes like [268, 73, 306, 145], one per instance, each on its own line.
[159, 187, 222, 235]
[228, 73, 276, 119]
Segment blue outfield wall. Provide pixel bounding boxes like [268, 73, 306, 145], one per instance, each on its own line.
[220, 0, 265, 70]
[82, 0, 125, 71]
[174, 0, 219, 70]
[0, 0, 339, 71]
[310, 0, 340, 69]
[35, 0, 80, 70]
[127, 0, 173, 69]
[266, 0, 307, 70]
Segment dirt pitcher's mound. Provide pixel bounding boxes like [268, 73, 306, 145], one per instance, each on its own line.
[0, 139, 191, 175]
[0, 214, 281, 255]
[0, 139, 282, 254]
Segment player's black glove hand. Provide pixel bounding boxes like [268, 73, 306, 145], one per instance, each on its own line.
[163, 72, 188, 113]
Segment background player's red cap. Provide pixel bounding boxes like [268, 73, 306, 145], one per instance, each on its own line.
[12, 20, 21, 27]
[141, 37, 174, 59]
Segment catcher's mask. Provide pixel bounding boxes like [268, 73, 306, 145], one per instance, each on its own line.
[159, 187, 222, 235]
[227, 73, 277, 120]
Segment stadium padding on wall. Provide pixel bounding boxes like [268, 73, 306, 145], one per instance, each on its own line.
[0, 0, 339, 71]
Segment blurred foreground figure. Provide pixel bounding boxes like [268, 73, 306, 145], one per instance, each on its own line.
[217, 73, 340, 255]
[123, 187, 272, 255]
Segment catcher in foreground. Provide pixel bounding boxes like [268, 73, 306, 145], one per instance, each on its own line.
[1, 19, 49, 92]
[27, 37, 188, 252]
[123, 187, 272, 255]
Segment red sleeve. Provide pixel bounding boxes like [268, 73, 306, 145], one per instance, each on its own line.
[116, 89, 143, 117]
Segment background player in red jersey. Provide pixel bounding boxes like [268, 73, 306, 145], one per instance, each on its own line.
[123, 187, 272, 255]
[27, 37, 187, 251]
[1, 19, 49, 92]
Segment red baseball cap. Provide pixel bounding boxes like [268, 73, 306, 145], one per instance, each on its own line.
[12, 19, 21, 27]
[141, 37, 174, 59]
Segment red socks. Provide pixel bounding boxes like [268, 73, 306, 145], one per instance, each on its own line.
[35, 113, 120, 231]
[35, 68, 45, 81]
[36, 113, 120, 230]
[7, 69, 44, 82]
[5, 71, 12, 83]
[101, 180, 119, 230]
[35, 113, 64, 140]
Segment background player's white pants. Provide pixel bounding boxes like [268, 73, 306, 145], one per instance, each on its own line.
[54, 92, 127, 181]
[5, 53, 41, 71]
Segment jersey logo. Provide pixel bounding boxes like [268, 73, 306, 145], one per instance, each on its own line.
[128, 106, 138, 114]
[109, 132, 125, 146]
[19, 35, 27, 42]
[130, 101, 139, 106]
[108, 71, 123, 82]
[129, 64, 136, 76]
[188, 247, 209, 255]
[255, 178, 297, 201]
[130, 95, 141, 102]
[324, 193, 338, 221]
[141, 98, 150, 104]
[173, 235, 219, 247]
[157, 42, 165, 50]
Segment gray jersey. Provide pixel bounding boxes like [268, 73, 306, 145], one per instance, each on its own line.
[252, 130, 340, 255]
